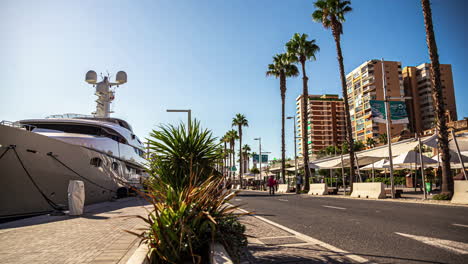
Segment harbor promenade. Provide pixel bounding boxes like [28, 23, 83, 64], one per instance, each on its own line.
[0, 197, 149, 264]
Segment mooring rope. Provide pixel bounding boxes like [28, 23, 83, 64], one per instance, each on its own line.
[10, 145, 62, 211]
[47, 152, 115, 193]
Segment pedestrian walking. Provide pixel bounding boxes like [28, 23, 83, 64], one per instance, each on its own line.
[267, 176, 275, 195]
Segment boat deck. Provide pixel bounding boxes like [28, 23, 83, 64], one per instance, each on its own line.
[0, 197, 149, 264]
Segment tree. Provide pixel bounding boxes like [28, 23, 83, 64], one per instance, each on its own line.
[378, 133, 388, 145]
[226, 129, 238, 180]
[286, 33, 320, 191]
[220, 135, 230, 176]
[241, 144, 252, 173]
[250, 167, 260, 175]
[312, 0, 356, 191]
[421, 0, 453, 196]
[232, 114, 248, 187]
[266, 53, 299, 183]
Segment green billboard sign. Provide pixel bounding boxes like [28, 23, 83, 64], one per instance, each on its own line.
[370, 100, 409, 124]
[252, 154, 268, 163]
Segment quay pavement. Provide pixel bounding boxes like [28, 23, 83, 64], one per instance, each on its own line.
[0, 197, 149, 264]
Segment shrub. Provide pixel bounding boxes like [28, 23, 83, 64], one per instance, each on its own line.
[432, 193, 451, 200]
[147, 120, 221, 190]
[132, 121, 247, 263]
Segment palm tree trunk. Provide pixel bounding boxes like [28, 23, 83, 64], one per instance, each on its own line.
[239, 127, 243, 188]
[232, 142, 236, 182]
[421, 0, 452, 195]
[332, 23, 355, 192]
[280, 72, 287, 184]
[300, 60, 311, 191]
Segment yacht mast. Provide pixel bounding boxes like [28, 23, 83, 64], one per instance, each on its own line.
[85, 70, 127, 118]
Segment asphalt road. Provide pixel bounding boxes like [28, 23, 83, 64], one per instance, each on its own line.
[232, 191, 468, 264]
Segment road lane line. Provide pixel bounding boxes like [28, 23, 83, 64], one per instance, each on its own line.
[322, 205, 346, 210]
[395, 232, 468, 254]
[278, 199, 288, 202]
[237, 208, 371, 263]
[453, 223, 468, 228]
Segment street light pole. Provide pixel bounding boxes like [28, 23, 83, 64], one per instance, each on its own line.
[166, 109, 192, 134]
[381, 58, 395, 199]
[287, 116, 299, 191]
[254, 137, 262, 183]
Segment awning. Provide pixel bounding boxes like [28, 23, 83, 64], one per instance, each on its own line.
[360, 159, 389, 170]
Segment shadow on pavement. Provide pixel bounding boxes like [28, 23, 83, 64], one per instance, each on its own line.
[243, 244, 449, 264]
[0, 197, 148, 230]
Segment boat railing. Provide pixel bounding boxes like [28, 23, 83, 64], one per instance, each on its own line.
[1, 120, 36, 131]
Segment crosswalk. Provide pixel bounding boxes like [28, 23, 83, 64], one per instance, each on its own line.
[395, 232, 468, 255]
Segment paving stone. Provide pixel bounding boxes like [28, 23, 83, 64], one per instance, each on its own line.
[0, 197, 150, 264]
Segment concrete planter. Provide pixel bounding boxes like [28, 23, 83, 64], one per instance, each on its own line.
[126, 241, 233, 264]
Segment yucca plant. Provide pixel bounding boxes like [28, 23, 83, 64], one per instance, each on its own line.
[132, 121, 247, 263]
[147, 120, 221, 190]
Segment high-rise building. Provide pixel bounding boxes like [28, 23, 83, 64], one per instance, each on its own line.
[346, 60, 408, 142]
[296, 94, 346, 156]
[402, 63, 457, 134]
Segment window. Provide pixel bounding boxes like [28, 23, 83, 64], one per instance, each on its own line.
[90, 157, 102, 167]
[112, 162, 119, 171]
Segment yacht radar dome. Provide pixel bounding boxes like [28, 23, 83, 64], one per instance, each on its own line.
[85, 70, 97, 84]
[116, 71, 127, 85]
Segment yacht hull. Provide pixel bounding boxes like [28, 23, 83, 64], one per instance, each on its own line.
[0, 125, 139, 218]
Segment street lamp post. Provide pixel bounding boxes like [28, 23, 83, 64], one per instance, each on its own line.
[254, 137, 262, 184]
[287, 116, 298, 191]
[166, 109, 191, 133]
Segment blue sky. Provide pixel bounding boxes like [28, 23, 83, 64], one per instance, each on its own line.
[1, 0, 466, 162]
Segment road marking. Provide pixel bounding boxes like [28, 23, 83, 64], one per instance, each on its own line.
[453, 223, 468, 228]
[322, 205, 346, 210]
[278, 199, 288, 202]
[234, 198, 242, 201]
[237, 208, 371, 263]
[395, 232, 468, 254]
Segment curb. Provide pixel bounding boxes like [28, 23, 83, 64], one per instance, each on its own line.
[125, 242, 233, 264]
[126, 243, 149, 264]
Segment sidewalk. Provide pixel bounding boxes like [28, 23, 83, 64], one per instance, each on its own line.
[0, 197, 149, 264]
[238, 212, 364, 263]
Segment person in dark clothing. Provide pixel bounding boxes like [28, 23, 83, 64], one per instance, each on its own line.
[267, 176, 275, 195]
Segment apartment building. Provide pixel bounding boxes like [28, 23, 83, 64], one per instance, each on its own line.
[345, 60, 408, 142]
[296, 94, 346, 156]
[402, 63, 457, 134]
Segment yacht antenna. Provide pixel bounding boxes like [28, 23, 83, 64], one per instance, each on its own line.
[85, 70, 127, 118]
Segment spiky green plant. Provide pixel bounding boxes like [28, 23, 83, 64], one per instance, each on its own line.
[147, 120, 221, 190]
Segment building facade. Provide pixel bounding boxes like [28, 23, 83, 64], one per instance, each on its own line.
[402, 63, 457, 134]
[296, 94, 346, 156]
[345, 60, 408, 143]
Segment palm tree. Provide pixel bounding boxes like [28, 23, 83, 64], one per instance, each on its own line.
[266, 53, 299, 183]
[241, 144, 252, 173]
[312, 0, 356, 191]
[225, 130, 238, 181]
[220, 135, 229, 176]
[421, 0, 453, 196]
[286, 33, 320, 191]
[232, 114, 248, 187]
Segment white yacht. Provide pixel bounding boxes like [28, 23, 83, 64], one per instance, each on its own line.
[0, 71, 147, 219]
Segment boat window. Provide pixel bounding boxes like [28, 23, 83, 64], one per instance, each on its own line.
[27, 123, 127, 144]
[111, 162, 119, 171]
[90, 157, 102, 167]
